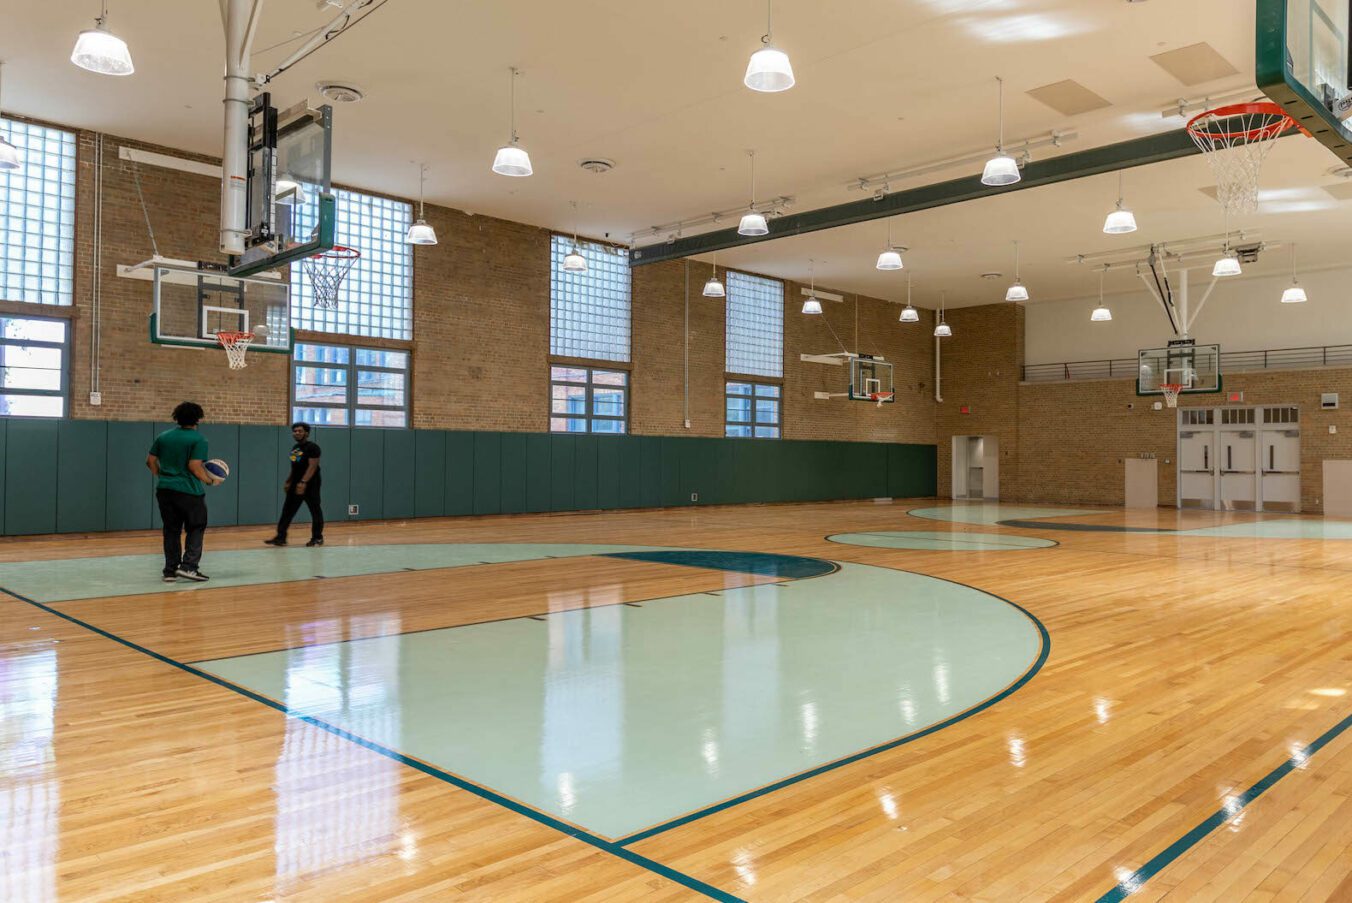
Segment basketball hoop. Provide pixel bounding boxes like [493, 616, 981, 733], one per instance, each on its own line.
[301, 245, 360, 310]
[217, 331, 254, 370]
[1186, 102, 1304, 214]
[869, 391, 895, 408]
[1159, 384, 1183, 409]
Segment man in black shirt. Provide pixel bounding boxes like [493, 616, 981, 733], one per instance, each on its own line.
[265, 422, 325, 547]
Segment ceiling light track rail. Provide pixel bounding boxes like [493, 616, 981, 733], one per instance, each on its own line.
[849, 130, 1078, 195]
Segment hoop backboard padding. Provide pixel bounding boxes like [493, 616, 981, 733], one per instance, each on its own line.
[848, 356, 894, 402]
[1256, 0, 1352, 166]
[301, 245, 360, 310]
[1137, 341, 1222, 395]
[230, 97, 335, 278]
[1186, 103, 1303, 213]
[150, 264, 292, 354]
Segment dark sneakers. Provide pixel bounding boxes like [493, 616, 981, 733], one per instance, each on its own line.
[306, 538, 324, 547]
[264, 536, 287, 546]
[162, 574, 178, 583]
[175, 568, 210, 582]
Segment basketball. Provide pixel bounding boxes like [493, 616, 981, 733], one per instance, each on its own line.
[204, 459, 230, 481]
[252, 323, 268, 337]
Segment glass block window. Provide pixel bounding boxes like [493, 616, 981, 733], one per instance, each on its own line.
[0, 119, 76, 306]
[726, 381, 780, 439]
[726, 272, 783, 378]
[0, 315, 68, 418]
[291, 189, 413, 339]
[550, 235, 630, 362]
[550, 366, 627, 434]
[292, 342, 409, 427]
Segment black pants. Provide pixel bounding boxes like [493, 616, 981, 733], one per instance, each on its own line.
[157, 488, 207, 576]
[276, 481, 324, 541]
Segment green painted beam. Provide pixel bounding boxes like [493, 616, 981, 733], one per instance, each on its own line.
[630, 130, 1206, 266]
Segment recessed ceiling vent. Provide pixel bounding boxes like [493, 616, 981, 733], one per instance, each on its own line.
[316, 82, 365, 103]
[579, 158, 616, 174]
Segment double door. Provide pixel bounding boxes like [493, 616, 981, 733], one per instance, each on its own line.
[1178, 406, 1300, 511]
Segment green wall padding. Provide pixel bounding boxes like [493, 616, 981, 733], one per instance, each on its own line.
[0, 418, 937, 535]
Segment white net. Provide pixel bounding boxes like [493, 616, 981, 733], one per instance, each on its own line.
[218, 332, 254, 370]
[870, 392, 894, 408]
[1187, 104, 1297, 214]
[301, 247, 359, 310]
[1160, 384, 1182, 409]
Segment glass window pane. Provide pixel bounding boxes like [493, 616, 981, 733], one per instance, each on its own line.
[293, 406, 349, 425]
[551, 384, 587, 414]
[755, 384, 781, 398]
[726, 272, 783, 377]
[593, 387, 625, 417]
[0, 394, 63, 417]
[0, 318, 66, 342]
[551, 416, 589, 433]
[0, 345, 62, 368]
[755, 399, 779, 423]
[592, 369, 627, 386]
[0, 120, 76, 306]
[726, 397, 751, 423]
[356, 370, 405, 406]
[355, 408, 407, 427]
[294, 343, 350, 364]
[550, 236, 631, 362]
[355, 348, 408, 368]
[0, 366, 61, 391]
[727, 382, 752, 395]
[754, 426, 780, 439]
[551, 366, 588, 383]
[726, 425, 752, 438]
[591, 418, 626, 434]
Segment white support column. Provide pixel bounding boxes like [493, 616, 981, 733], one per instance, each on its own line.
[219, 0, 262, 256]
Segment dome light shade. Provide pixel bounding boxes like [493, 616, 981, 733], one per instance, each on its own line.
[876, 248, 904, 270]
[0, 135, 20, 171]
[899, 304, 919, 323]
[562, 247, 587, 272]
[1091, 304, 1113, 322]
[703, 275, 725, 298]
[492, 143, 532, 177]
[738, 211, 769, 236]
[801, 296, 822, 315]
[1103, 207, 1138, 234]
[934, 321, 952, 337]
[405, 219, 438, 245]
[71, 23, 134, 76]
[275, 177, 307, 205]
[1281, 283, 1307, 303]
[1005, 280, 1029, 302]
[1212, 252, 1241, 277]
[744, 45, 795, 92]
[981, 153, 1020, 186]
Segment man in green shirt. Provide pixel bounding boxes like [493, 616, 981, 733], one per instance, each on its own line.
[146, 401, 222, 583]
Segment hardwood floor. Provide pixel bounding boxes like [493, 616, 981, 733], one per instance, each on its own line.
[2, 500, 1349, 901]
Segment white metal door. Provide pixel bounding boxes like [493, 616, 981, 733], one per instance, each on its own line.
[1178, 431, 1215, 508]
[1219, 430, 1257, 510]
[1260, 429, 1300, 511]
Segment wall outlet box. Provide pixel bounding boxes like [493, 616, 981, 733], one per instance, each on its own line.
[347, 504, 359, 515]
[1330, 425, 1338, 435]
[1322, 393, 1339, 410]
[690, 492, 699, 502]
[684, 419, 692, 429]
[89, 391, 101, 406]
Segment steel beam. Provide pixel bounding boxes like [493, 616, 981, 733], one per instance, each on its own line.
[630, 129, 1203, 267]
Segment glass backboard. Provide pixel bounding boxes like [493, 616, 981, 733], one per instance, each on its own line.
[1137, 341, 1222, 395]
[1258, 0, 1352, 163]
[150, 265, 292, 353]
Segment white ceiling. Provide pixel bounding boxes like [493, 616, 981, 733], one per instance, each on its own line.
[4, 0, 1350, 308]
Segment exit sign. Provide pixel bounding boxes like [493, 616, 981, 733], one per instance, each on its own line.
[960, 405, 971, 414]
[1228, 391, 1244, 402]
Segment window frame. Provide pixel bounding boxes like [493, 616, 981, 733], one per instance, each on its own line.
[291, 341, 411, 428]
[725, 380, 781, 439]
[0, 117, 77, 307]
[549, 234, 632, 363]
[725, 270, 785, 379]
[0, 313, 70, 419]
[549, 365, 629, 434]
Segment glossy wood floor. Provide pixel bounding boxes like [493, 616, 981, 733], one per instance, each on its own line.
[2, 500, 1350, 902]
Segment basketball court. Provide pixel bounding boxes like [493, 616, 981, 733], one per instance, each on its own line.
[2, 2, 1352, 901]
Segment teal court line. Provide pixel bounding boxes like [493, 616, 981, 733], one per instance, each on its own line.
[1096, 709, 1352, 902]
[826, 531, 1060, 550]
[0, 584, 747, 903]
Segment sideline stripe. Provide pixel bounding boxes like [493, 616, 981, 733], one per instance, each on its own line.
[830, 532, 1056, 550]
[1096, 710, 1352, 902]
[617, 576, 1051, 846]
[0, 586, 746, 903]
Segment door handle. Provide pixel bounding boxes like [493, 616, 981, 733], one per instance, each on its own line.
[1269, 446, 1275, 471]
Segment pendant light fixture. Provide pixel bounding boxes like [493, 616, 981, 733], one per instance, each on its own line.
[738, 150, 769, 236]
[1281, 242, 1307, 303]
[934, 291, 952, 337]
[981, 77, 1020, 187]
[562, 201, 587, 273]
[1091, 266, 1112, 321]
[744, 0, 795, 93]
[71, 0, 135, 76]
[0, 62, 21, 172]
[405, 163, 438, 245]
[876, 219, 904, 270]
[1005, 240, 1029, 301]
[1212, 208, 1241, 277]
[1103, 170, 1138, 234]
[491, 67, 532, 177]
[899, 272, 919, 322]
[802, 259, 822, 314]
[702, 253, 725, 298]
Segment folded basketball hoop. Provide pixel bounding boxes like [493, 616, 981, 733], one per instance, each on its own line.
[1159, 383, 1183, 409]
[302, 245, 360, 310]
[869, 391, 895, 408]
[217, 331, 254, 370]
[1186, 102, 1303, 214]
